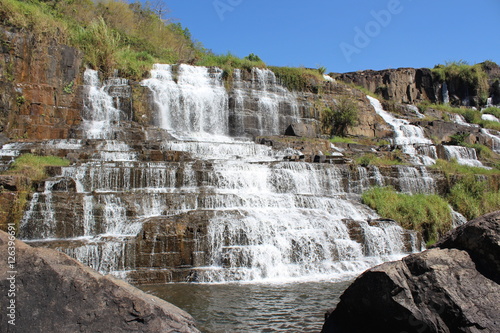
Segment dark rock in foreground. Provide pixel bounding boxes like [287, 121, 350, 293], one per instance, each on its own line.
[0, 231, 200, 333]
[322, 211, 500, 333]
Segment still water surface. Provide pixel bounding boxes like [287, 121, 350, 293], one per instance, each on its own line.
[140, 280, 352, 333]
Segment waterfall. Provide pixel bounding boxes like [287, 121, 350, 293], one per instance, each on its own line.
[481, 129, 500, 153]
[482, 113, 500, 122]
[142, 64, 229, 139]
[16, 65, 423, 282]
[442, 82, 450, 104]
[367, 96, 436, 165]
[442, 145, 488, 168]
[81, 69, 124, 139]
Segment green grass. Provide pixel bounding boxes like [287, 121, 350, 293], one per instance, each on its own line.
[482, 107, 500, 119]
[447, 175, 500, 220]
[432, 61, 489, 105]
[431, 159, 500, 176]
[268, 66, 324, 91]
[0, 0, 70, 39]
[362, 186, 452, 245]
[4, 154, 70, 181]
[330, 137, 357, 144]
[196, 52, 265, 71]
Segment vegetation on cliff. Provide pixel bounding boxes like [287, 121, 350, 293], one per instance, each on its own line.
[0, 0, 328, 87]
[432, 60, 489, 105]
[321, 97, 359, 136]
[448, 175, 500, 221]
[4, 154, 70, 181]
[361, 186, 452, 245]
[0, 0, 198, 78]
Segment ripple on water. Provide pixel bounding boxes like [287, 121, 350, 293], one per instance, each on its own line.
[140, 280, 352, 333]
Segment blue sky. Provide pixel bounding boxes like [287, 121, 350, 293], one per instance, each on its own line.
[142, 0, 500, 73]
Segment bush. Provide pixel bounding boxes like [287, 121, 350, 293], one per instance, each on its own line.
[321, 97, 359, 136]
[73, 18, 121, 74]
[244, 53, 262, 62]
[362, 186, 452, 245]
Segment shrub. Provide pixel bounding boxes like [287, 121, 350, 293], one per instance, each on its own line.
[321, 97, 359, 136]
[244, 53, 262, 62]
[362, 186, 452, 245]
[73, 18, 121, 74]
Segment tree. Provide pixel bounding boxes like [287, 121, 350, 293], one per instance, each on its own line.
[321, 97, 359, 136]
[244, 53, 262, 62]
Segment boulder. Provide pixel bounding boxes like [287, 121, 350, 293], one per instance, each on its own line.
[434, 210, 500, 284]
[284, 123, 318, 138]
[322, 211, 500, 333]
[0, 230, 200, 333]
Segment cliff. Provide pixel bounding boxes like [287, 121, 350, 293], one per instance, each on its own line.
[0, 27, 82, 140]
[336, 63, 500, 107]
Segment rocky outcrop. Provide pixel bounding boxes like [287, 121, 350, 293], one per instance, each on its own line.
[337, 66, 499, 107]
[322, 211, 500, 333]
[0, 230, 200, 333]
[336, 68, 438, 104]
[0, 27, 83, 140]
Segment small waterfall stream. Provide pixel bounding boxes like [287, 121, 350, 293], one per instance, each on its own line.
[367, 95, 437, 165]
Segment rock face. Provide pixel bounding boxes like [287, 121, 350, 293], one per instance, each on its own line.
[0, 230, 200, 333]
[0, 27, 83, 140]
[322, 211, 500, 333]
[337, 66, 499, 107]
[337, 68, 438, 104]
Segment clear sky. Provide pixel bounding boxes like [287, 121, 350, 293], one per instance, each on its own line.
[141, 0, 500, 73]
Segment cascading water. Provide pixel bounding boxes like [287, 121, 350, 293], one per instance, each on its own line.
[142, 64, 229, 139]
[136, 67, 421, 282]
[15, 66, 423, 283]
[367, 96, 436, 165]
[481, 129, 500, 153]
[442, 82, 450, 104]
[81, 69, 125, 140]
[442, 145, 488, 168]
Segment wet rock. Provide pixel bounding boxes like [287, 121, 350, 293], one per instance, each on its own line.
[0, 230, 201, 333]
[322, 211, 500, 333]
